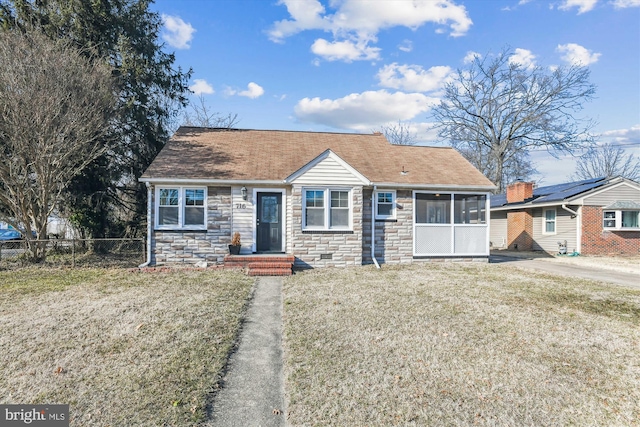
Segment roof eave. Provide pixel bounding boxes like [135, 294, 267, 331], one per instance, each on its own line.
[139, 177, 285, 185]
[371, 182, 496, 191]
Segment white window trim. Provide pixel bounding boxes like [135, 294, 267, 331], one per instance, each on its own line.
[603, 209, 640, 231]
[543, 208, 556, 235]
[302, 187, 353, 231]
[374, 190, 396, 220]
[155, 186, 207, 230]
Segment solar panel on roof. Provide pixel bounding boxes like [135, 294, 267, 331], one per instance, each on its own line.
[532, 177, 605, 197]
[533, 180, 606, 203]
[490, 194, 507, 208]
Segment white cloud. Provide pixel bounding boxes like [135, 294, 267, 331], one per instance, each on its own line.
[231, 82, 265, 99]
[311, 37, 381, 62]
[226, 82, 265, 99]
[161, 14, 196, 49]
[509, 48, 536, 69]
[269, 0, 472, 62]
[612, 0, 640, 8]
[398, 40, 413, 53]
[189, 79, 214, 95]
[463, 51, 481, 64]
[377, 63, 452, 92]
[294, 90, 438, 130]
[558, 0, 599, 14]
[600, 124, 640, 145]
[556, 43, 601, 65]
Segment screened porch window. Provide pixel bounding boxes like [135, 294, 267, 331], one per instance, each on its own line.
[454, 194, 486, 224]
[415, 193, 450, 224]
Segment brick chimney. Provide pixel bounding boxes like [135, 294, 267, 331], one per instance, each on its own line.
[506, 181, 534, 203]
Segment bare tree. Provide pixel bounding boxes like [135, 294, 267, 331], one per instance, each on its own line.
[432, 48, 596, 192]
[377, 120, 418, 145]
[573, 143, 640, 181]
[0, 29, 115, 260]
[182, 95, 240, 129]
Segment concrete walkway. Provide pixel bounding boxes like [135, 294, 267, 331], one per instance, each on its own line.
[206, 276, 285, 427]
[491, 254, 640, 289]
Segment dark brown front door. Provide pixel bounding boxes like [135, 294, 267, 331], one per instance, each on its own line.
[256, 192, 282, 252]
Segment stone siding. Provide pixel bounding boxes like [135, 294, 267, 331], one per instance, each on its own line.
[291, 186, 364, 268]
[362, 189, 413, 264]
[152, 186, 232, 265]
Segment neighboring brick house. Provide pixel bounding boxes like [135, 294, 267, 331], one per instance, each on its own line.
[490, 177, 640, 255]
[139, 127, 495, 268]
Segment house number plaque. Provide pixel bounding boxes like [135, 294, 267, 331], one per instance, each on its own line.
[235, 203, 247, 209]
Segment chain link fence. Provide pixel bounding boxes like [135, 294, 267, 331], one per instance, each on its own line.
[0, 238, 145, 269]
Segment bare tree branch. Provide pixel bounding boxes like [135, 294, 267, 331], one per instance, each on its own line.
[376, 120, 418, 145]
[432, 48, 596, 192]
[182, 95, 240, 129]
[0, 29, 115, 260]
[573, 143, 640, 181]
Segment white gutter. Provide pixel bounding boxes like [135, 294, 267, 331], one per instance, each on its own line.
[561, 204, 579, 217]
[141, 177, 497, 192]
[370, 182, 496, 191]
[371, 186, 380, 269]
[138, 182, 152, 268]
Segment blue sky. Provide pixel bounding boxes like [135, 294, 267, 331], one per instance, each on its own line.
[152, 0, 639, 186]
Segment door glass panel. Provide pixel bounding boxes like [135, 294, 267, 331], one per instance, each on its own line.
[262, 196, 278, 223]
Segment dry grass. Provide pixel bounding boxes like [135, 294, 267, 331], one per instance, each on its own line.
[283, 263, 640, 426]
[0, 268, 253, 426]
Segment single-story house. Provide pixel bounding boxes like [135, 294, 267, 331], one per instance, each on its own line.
[139, 127, 496, 269]
[490, 177, 640, 255]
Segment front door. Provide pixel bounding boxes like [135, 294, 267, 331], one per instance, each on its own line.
[256, 192, 282, 252]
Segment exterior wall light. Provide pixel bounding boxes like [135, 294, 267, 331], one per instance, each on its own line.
[241, 186, 248, 200]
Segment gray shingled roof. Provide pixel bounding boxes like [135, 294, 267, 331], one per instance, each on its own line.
[605, 200, 640, 210]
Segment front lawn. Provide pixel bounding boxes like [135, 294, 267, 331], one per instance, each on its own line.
[283, 263, 640, 426]
[0, 268, 253, 426]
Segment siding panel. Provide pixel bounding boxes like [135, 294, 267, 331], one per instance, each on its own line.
[490, 211, 508, 249]
[291, 156, 366, 186]
[583, 183, 640, 206]
[231, 186, 255, 254]
[532, 207, 578, 253]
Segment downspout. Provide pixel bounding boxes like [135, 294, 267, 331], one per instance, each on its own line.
[371, 186, 380, 269]
[561, 204, 580, 253]
[561, 204, 578, 217]
[138, 182, 152, 268]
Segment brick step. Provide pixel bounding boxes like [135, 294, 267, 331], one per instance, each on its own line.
[248, 268, 293, 276]
[224, 254, 295, 264]
[223, 254, 295, 276]
[247, 262, 293, 269]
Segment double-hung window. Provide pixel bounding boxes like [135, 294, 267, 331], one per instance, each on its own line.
[156, 187, 206, 229]
[303, 188, 351, 230]
[375, 191, 396, 220]
[543, 209, 556, 234]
